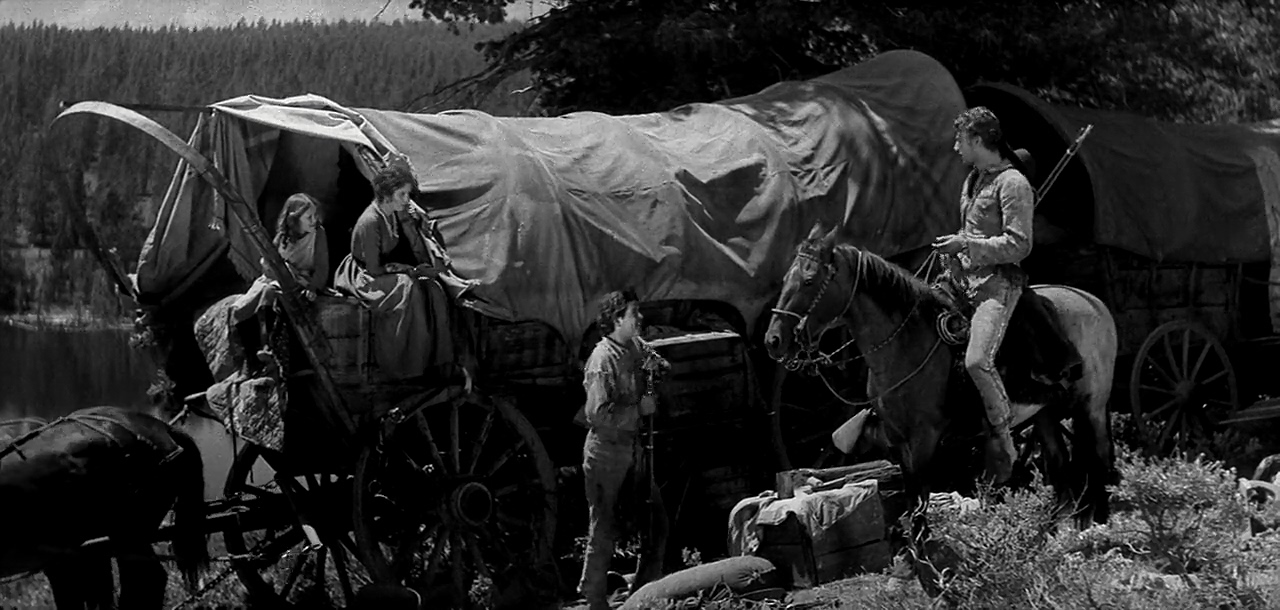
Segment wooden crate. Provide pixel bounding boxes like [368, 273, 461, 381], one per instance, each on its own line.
[754, 482, 893, 588]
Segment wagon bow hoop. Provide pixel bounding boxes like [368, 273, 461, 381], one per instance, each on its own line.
[51, 101, 357, 442]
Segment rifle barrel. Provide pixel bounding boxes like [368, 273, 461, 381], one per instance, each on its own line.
[1035, 124, 1093, 205]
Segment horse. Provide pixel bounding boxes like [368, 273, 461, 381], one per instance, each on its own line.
[762, 224, 1117, 584]
[0, 406, 209, 609]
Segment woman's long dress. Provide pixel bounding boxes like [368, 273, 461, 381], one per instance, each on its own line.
[334, 203, 455, 380]
[229, 226, 330, 325]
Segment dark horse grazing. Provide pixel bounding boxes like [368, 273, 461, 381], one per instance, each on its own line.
[763, 225, 1117, 584]
[0, 406, 209, 609]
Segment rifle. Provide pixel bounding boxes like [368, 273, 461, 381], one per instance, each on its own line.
[636, 344, 668, 556]
[1035, 124, 1093, 207]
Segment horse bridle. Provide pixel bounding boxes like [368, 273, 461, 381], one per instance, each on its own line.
[769, 246, 941, 407]
[769, 249, 849, 366]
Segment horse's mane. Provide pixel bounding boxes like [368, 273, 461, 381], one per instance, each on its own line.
[827, 242, 950, 315]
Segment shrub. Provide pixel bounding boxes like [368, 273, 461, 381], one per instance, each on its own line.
[896, 447, 1280, 609]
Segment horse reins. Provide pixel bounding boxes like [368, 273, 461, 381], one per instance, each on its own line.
[772, 246, 947, 407]
[0, 413, 173, 463]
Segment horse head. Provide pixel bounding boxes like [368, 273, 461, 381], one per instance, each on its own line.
[764, 221, 857, 367]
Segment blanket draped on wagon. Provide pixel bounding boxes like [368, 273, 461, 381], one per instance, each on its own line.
[192, 294, 292, 452]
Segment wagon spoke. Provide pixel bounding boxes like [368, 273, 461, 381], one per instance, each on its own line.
[278, 548, 310, 600]
[484, 441, 523, 478]
[465, 532, 493, 580]
[414, 412, 450, 475]
[397, 448, 433, 481]
[1149, 397, 1181, 419]
[1201, 369, 1229, 386]
[422, 526, 449, 585]
[450, 400, 461, 473]
[496, 507, 532, 529]
[1139, 384, 1179, 397]
[310, 546, 329, 602]
[331, 540, 358, 604]
[1146, 357, 1180, 388]
[1207, 399, 1237, 411]
[466, 409, 496, 475]
[396, 523, 435, 581]
[1190, 341, 1213, 382]
[1161, 334, 1183, 380]
[1181, 327, 1192, 375]
[450, 532, 467, 602]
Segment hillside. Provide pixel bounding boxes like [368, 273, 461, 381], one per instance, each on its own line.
[0, 20, 533, 315]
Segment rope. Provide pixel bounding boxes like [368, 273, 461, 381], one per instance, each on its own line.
[817, 337, 945, 407]
[935, 311, 968, 346]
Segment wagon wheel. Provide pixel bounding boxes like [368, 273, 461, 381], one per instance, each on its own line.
[769, 325, 869, 471]
[1129, 320, 1239, 454]
[222, 443, 374, 608]
[352, 392, 558, 609]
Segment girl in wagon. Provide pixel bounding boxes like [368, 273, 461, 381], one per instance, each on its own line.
[229, 192, 330, 366]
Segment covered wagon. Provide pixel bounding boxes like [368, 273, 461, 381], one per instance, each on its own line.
[56, 49, 971, 606]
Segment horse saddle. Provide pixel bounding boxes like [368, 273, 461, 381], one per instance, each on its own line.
[930, 279, 1084, 398]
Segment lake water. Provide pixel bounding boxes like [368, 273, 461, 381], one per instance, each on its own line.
[0, 322, 240, 499]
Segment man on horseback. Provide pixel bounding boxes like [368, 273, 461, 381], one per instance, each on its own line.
[932, 106, 1035, 485]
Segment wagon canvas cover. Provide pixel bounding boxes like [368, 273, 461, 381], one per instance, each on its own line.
[972, 83, 1280, 265]
[134, 49, 968, 344]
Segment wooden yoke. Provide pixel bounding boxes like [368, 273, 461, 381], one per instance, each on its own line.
[53, 102, 356, 445]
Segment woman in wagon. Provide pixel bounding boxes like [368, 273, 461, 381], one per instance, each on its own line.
[932, 106, 1035, 486]
[229, 192, 329, 368]
[334, 159, 477, 381]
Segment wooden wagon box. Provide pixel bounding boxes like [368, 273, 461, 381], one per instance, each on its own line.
[313, 295, 379, 387]
[649, 330, 750, 422]
[652, 330, 764, 504]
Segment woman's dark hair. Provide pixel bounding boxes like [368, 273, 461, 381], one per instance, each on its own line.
[596, 289, 639, 336]
[371, 163, 417, 201]
[273, 193, 318, 248]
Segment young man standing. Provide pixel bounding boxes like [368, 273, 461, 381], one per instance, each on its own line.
[932, 107, 1035, 485]
[577, 289, 670, 610]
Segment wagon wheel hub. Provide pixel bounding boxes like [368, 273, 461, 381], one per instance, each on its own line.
[1175, 380, 1195, 400]
[451, 481, 494, 527]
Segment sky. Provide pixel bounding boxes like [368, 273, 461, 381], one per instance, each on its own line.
[0, 0, 550, 28]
